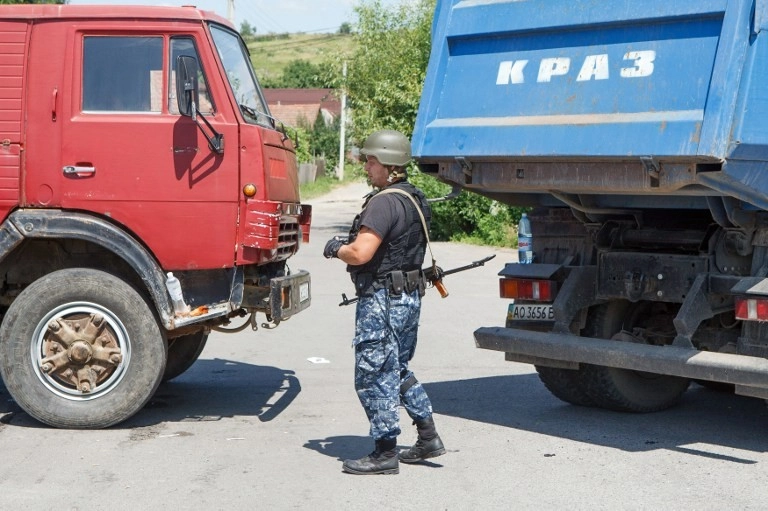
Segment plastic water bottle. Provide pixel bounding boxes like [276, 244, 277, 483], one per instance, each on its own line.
[165, 272, 189, 315]
[518, 213, 533, 264]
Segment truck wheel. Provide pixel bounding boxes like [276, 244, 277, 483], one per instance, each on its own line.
[535, 366, 595, 406]
[0, 268, 166, 428]
[578, 301, 690, 413]
[162, 331, 208, 382]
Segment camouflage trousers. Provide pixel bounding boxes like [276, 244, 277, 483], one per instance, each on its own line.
[353, 288, 433, 441]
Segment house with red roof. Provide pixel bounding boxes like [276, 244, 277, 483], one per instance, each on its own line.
[263, 88, 341, 128]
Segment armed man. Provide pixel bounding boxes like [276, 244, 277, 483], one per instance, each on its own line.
[323, 129, 446, 475]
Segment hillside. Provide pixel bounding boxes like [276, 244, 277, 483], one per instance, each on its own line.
[247, 33, 355, 85]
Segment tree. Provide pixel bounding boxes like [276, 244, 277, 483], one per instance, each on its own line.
[338, 22, 352, 35]
[309, 113, 340, 170]
[240, 20, 255, 39]
[333, 0, 516, 246]
[281, 59, 327, 88]
[262, 59, 334, 89]
[342, 0, 434, 141]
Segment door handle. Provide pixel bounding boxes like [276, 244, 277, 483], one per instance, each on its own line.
[63, 165, 96, 176]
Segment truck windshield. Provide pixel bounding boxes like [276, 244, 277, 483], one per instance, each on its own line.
[209, 24, 272, 127]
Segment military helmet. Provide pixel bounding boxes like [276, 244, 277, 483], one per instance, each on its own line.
[360, 129, 411, 167]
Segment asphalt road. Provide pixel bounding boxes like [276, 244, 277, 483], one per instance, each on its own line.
[2, 181, 768, 510]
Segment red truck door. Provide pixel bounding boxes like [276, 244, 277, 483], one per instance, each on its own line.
[54, 28, 240, 270]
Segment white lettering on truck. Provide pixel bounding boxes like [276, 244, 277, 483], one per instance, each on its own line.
[577, 54, 609, 81]
[496, 50, 656, 85]
[537, 57, 570, 82]
[620, 50, 656, 78]
[496, 60, 528, 85]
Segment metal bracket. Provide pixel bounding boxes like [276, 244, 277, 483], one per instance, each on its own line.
[456, 157, 473, 185]
[672, 274, 713, 348]
[640, 156, 660, 187]
[624, 270, 647, 302]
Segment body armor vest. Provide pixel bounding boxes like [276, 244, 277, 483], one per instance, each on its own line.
[347, 182, 431, 295]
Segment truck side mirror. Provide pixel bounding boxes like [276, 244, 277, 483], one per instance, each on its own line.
[176, 55, 199, 119]
[174, 54, 224, 154]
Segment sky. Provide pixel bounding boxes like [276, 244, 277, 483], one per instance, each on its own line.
[66, 0, 411, 34]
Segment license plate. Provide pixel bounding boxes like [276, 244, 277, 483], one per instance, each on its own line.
[508, 303, 554, 321]
[300, 282, 310, 302]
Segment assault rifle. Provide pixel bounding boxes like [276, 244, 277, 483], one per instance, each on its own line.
[339, 254, 496, 306]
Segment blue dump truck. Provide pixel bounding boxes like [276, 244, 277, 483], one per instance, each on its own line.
[412, 0, 768, 412]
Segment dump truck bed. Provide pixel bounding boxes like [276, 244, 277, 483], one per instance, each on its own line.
[413, 0, 768, 210]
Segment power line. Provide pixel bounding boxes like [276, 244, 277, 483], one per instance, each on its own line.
[235, 0, 348, 35]
[240, 0, 289, 34]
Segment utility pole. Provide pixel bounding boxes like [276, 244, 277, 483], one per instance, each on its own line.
[227, 0, 235, 24]
[338, 61, 347, 180]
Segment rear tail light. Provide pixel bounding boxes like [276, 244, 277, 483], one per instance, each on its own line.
[499, 278, 555, 301]
[735, 297, 768, 321]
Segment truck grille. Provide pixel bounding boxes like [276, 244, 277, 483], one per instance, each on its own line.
[276, 217, 300, 259]
[239, 200, 310, 263]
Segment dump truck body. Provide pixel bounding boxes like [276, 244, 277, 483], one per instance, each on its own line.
[413, 0, 768, 412]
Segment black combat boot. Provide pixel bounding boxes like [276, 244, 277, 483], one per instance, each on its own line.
[342, 438, 399, 475]
[399, 417, 446, 463]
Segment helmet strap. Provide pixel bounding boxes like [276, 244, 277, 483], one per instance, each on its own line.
[386, 167, 407, 183]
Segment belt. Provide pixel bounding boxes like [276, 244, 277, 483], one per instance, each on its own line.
[353, 269, 425, 297]
[387, 269, 425, 295]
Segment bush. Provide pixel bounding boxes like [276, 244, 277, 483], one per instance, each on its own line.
[289, 125, 313, 164]
[410, 170, 518, 247]
[290, 114, 341, 170]
[309, 115, 340, 170]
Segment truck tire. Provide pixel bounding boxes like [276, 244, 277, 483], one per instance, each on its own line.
[162, 331, 208, 382]
[0, 268, 167, 428]
[535, 366, 595, 407]
[578, 301, 690, 413]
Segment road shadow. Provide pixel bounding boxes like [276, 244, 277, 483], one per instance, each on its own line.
[423, 374, 768, 459]
[303, 435, 372, 461]
[0, 358, 300, 429]
[0, 378, 22, 424]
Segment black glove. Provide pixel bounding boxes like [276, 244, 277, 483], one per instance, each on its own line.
[324, 236, 347, 259]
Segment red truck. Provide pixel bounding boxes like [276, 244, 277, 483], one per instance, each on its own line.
[0, 4, 312, 428]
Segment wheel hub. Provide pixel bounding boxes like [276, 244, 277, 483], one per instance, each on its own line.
[39, 313, 124, 393]
[68, 341, 93, 364]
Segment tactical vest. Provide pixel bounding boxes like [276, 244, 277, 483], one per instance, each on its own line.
[347, 181, 431, 296]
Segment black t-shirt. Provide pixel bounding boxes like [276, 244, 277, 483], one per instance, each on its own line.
[359, 193, 412, 244]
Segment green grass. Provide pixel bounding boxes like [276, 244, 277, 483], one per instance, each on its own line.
[299, 175, 341, 200]
[247, 33, 354, 85]
[300, 173, 365, 201]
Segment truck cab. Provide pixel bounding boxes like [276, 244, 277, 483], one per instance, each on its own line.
[0, 5, 311, 428]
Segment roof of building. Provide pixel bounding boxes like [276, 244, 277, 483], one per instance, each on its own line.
[263, 88, 341, 128]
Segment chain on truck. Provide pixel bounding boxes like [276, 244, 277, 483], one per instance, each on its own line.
[413, 0, 768, 415]
[0, 5, 312, 428]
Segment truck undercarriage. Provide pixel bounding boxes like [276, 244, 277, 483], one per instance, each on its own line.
[450, 161, 768, 412]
